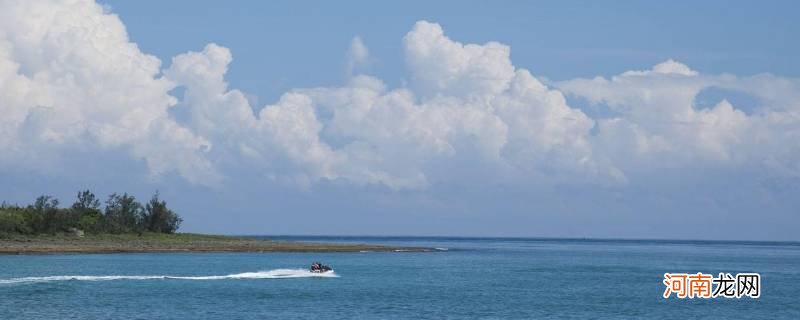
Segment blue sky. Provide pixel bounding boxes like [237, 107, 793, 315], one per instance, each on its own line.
[104, 1, 800, 103]
[1, 0, 799, 240]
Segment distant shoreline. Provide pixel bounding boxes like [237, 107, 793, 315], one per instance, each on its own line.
[265, 235, 800, 246]
[0, 233, 432, 255]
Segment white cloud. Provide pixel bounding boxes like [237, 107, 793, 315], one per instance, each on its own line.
[0, 0, 217, 184]
[294, 21, 600, 187]
[346, 36, 370, 77]
[404, 21, 516, 98]
[158, 20, 599, 189]
[1, 0, 799, 195]
[621, 59, 699, 76]
[558, 60, 800, 179]
[165, 43, 341, 187]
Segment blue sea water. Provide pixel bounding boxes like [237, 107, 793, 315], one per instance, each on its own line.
[1, 237, 798, 319]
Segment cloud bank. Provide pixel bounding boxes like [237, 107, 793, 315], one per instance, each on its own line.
[2, 0, 799, 199]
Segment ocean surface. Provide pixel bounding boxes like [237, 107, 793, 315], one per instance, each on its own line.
[1, 237, 798, 319]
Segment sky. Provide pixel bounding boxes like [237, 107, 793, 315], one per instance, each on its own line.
[1, 0, 799, 240]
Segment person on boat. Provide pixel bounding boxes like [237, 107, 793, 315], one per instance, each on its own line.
[311, 262, 331, 272]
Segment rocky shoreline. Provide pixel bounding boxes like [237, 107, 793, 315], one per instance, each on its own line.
[0, 233, 431, 255]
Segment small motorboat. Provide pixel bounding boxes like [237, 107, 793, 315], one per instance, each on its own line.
[309, 262, 333, 273]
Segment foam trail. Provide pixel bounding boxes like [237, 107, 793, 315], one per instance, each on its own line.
[0, 269, 337, 285]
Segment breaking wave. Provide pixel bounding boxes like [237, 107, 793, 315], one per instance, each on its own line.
[0, 269, 337, 285]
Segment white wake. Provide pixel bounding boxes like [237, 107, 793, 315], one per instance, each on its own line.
[0, 269, 337, 285]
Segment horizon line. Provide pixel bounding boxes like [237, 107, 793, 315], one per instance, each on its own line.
[228, 233, 800, 245]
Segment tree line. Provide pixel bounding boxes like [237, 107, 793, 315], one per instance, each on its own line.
[0, 190, 182, 236]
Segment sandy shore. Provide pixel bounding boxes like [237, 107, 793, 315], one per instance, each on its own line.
[0, 233, 430, 254]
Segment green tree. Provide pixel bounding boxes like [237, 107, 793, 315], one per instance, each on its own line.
[142, 191, 182, 234]
[28, 195, 61, 233]
[33, 195, 59, 212]
[71, 190, 102, 232]
[72, 190, 100, 211]
[103, 193, 143, 233]
[1, 190, 184, 236]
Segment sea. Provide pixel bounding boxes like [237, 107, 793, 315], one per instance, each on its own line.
[0, 236, 798, 319]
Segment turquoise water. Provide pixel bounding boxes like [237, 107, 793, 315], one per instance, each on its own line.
[1, 237, 798, 319]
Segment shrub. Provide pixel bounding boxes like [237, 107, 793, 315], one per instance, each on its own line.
[0, 210, 30, 234]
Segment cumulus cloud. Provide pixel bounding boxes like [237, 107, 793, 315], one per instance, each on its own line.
[1, 1, 799, 196]
[0, 0, 218, 184]
[557, 60, 800, 178]
[404, 21, 516, 98]
[155, 19, 600, 189]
